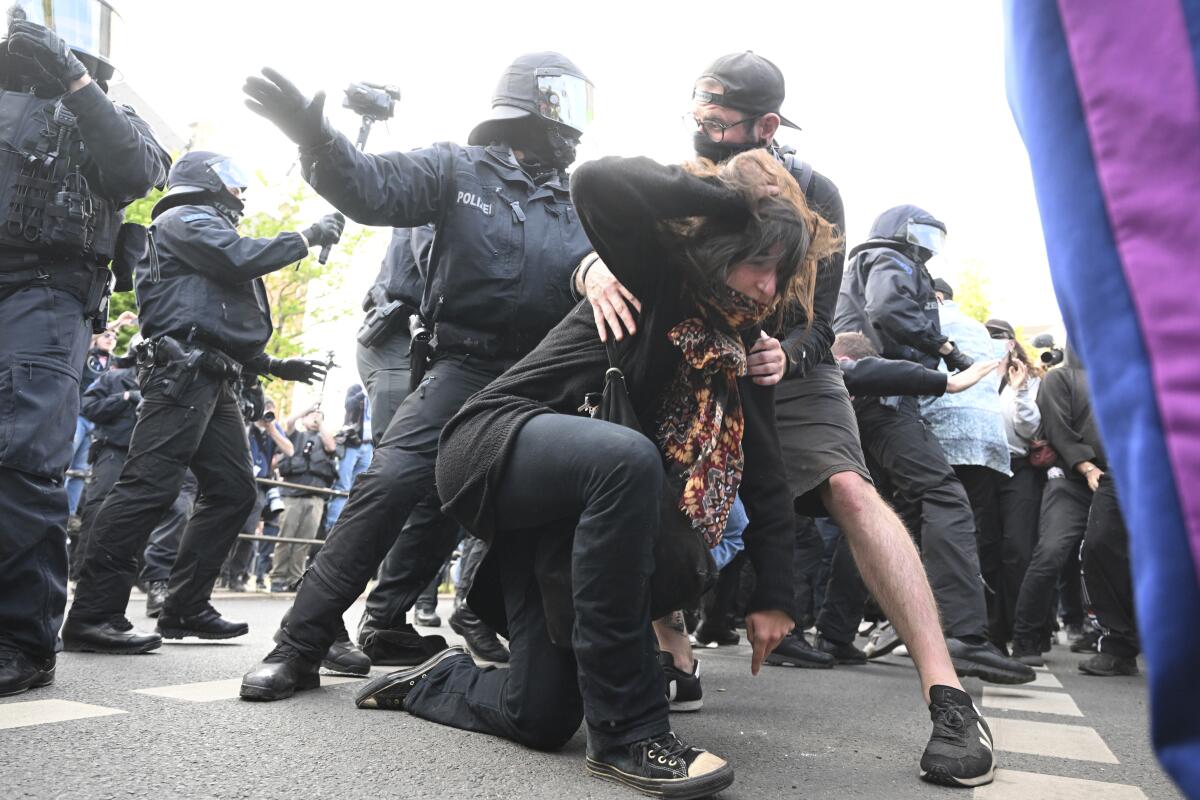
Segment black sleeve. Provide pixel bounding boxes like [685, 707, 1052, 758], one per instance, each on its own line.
[863, 254, 947, 358]
[735, 379, 796, 617]
[80, 372, 132, 423]
[839, 357, 948, 397]
[300, 135, 452, 228]
[570, 156, 749, 300]
[1037, 368, 1096, 469]
[163, 211, 309, 284]
[62, 83, 170, 206]
[779, 174, 846, 376]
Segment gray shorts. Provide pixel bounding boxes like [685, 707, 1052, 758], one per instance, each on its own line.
[775, 363, 872, 517]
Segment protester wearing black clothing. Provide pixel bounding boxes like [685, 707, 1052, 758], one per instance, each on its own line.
[1010, 355, 1138, 674]
[63, 151, 339, 654]
[0, 9, 169, 697]
[239, 53, 596, 698]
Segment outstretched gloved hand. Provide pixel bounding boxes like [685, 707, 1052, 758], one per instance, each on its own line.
[301, 213, 345, 249]
[243, 67, 328, 148]
[6, 20, 87, 89]
[942, 343, 975, 373]
[270, 358, 327, 385]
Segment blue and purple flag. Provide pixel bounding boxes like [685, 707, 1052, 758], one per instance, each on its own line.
[1004, 1, 1200, 795]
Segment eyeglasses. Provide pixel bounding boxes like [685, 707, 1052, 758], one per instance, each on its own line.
[683, 113, 761, 142]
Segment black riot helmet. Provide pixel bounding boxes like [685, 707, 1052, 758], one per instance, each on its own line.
[151, 151, 251, 221]
[468, 51, 593, 170]
[5, 0, 122, 82]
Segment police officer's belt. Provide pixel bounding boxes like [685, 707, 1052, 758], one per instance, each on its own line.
[433, 321, 545, 359]
[137, 335, 243, 380]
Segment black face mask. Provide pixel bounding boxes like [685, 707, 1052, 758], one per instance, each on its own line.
[692, 132, 765, 163]
[510, 123, 578, 176]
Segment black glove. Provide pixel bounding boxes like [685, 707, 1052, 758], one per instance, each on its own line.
[942, 343, 974, 373]
[269, 357, 327, 385]
[6, 20, 87, 90]
[301, 212, 345, 249]
[243, 67, 329, 148]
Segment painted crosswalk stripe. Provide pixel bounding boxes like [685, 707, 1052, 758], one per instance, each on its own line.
[982, 686, 1084, 717]
[973, 769, 1147, 799]
[0, 699, 126, 730]
[134, 675, 363, 702]
[988, 717, 1118, 763]
[1028, 670, 1064, 689]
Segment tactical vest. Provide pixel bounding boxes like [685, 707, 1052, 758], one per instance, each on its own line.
[277, 429, 338, 485]
[0, 89, 118, 263]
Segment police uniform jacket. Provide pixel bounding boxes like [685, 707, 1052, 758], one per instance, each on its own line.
[834, 205, 948, 370]
[135, 204, 308, 364]
[300, 135, 591, 353]
[80, 365, 138, 449]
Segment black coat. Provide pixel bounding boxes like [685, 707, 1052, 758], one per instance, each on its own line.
[835, 205, 948, 369]
[299, 136, 591, 350]
[80, 366, 138, 449]
[362, 225, 433, 314]
[134, 204, 307, 363]
[1037, 365, 1105, 476]
[838, 356, 948, 405]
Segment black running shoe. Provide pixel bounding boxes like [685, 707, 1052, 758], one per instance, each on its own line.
[694, 617, 739, 647]
[1078, 652, 1139, 676]
[863, 621, 902, 659]
[1010, 638, 1045, 667]
[763, 632, 834, 669]
[920, 685, 996, 787]
[354, 647, 470, 710]
[947, 638, 1036, 684]
[1070, 628, 1100, 653]
[586, 732, 734, 800]
[659, 652, 702, 713]
[814, 634, 868, 665]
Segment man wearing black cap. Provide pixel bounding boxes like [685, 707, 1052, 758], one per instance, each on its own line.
[578, 51, 1010, 788]
[62, 150, 342, 654]
[239, 53, 596, 700]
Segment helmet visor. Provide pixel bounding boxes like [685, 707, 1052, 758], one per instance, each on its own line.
[206, 156, 251, 193]
[534, 69, 593, 133]
[906, 222, 946, 255]
[7, 0, 121, 66]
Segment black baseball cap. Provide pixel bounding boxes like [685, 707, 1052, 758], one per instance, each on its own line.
[985, 319, 1017, 340]
[695, 51, 800, 130]
[932, 278, 954, 299]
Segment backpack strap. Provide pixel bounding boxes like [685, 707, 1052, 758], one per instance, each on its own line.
[783, 151, 815, 198]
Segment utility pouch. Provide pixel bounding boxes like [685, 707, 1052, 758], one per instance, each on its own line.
[111, 222, 147, 292]
[84, 267, 112, 333]
[356, 298, 404, 348]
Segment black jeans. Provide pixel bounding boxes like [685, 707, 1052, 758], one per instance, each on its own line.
[405, 413, 668, 751]
[140, 471, 198, 584]
[856, 398, 987, 640]
[278, 353, 509, 661]
[221, 485, 266, 584]
[815, 519, 872, 645]
[0, 280, 89, 659]
[989, 457, 1044, 644]
[1012, 477, 1091, 643]
[1080, 477, 1138, 656]
[69, 367, 257, 621]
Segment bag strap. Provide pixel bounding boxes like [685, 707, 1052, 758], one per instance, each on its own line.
[783, 152, 815, 198]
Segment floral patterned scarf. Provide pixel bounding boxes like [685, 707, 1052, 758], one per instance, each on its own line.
[655, 287, 773, 546]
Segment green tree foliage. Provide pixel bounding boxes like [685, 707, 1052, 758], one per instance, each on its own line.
[952, 262, 992, 323]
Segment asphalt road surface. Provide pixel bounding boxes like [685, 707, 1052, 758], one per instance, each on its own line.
[0, 592, 1182, 800]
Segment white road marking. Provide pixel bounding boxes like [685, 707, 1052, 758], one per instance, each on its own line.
[0, 699, 126, 730]
[983, 687, 1084, 717]
[134, 675, 363, 702]
[1028, 670, 1064, 689]
[988, 717, 1118, 763]
[973, 769, 1147, 799]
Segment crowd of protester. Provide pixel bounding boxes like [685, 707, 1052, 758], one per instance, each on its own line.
[0, 13, 1143, 798]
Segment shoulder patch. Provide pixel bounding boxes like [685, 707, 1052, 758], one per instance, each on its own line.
[180, 211, 214, 223]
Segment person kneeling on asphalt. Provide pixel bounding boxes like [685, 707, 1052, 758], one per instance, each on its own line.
[63, 151, 343, 654]
[353, 151, 830, 799]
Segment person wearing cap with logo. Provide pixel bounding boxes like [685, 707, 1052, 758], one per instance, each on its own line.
[62, 151, 342, 655]
[577, 52, 1014, 788]
[238, 53, 597, 701]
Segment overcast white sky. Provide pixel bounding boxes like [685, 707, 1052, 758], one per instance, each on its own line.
[112, 0, 1059, 409]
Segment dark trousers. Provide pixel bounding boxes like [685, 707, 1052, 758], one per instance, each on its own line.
[221, 485, 266, 583]
[989, 457, 1044, 644]
[815, 519, 872, 644]
[74, 443, 127, 579]
[456, 534, 490, 600]
[1012, 477, 1091, 642]
[278, 354, 507, 661]
[856, 399, 987, 639]
[405, 413, 667, 751]
[356, 329, 412, 446]
[791, 515, 825, 628]
[140, 471, 198, 584]
[0, 281, 88, 658]
[1081, 477, 1138, 656]
[954, 465, 1005, 642]
[69, 368, 256, 621]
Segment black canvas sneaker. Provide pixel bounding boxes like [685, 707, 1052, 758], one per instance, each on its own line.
[586, 731, 734, 799]
[659, 651, 702, 712]
[354, 647, 470, 710]
[920, 685, 996, 787]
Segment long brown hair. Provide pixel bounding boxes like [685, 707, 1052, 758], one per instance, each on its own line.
[661, 149, 841, 325]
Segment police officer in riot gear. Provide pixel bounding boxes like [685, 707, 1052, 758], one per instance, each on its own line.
[239, 52, 595, 700]
[62, 150, 344, 654]
[0, 1, 168, 696]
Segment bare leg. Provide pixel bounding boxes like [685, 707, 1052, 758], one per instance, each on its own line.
[653, 612, 694, 673]
[821, 471, 961, 702]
